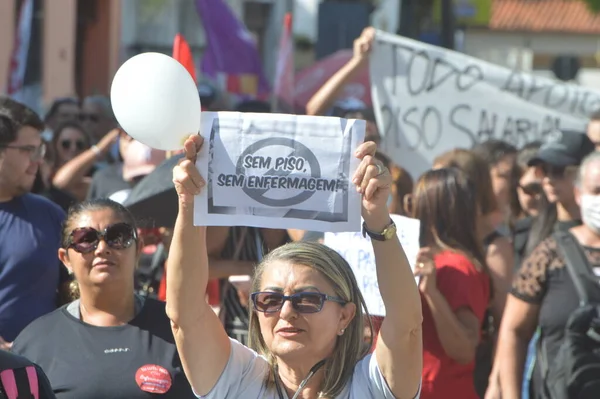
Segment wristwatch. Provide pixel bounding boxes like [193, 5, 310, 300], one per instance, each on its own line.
[362, 220, 397, 241]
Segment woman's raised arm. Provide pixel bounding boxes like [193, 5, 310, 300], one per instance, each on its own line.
[353, 141, 423, 399]
[166, 135, 231, 396]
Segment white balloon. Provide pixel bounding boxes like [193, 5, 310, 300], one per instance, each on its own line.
[110, 52, 201, 151]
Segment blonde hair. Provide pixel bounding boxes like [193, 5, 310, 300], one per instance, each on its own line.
[247, 242, 372, 398]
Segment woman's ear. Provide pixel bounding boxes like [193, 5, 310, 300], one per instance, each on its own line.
[575, 183, 582, 208]
[58, 248, 72, 272]
[339, 302, 357, 332]
[135, 236, 145, 263]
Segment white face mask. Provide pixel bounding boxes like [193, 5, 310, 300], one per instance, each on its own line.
[581, 194, 600, 234]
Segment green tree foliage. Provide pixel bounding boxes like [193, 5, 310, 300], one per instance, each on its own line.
[583, 0, 600, 13]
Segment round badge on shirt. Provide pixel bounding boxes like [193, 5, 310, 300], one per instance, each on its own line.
[135, 364, 173, 394]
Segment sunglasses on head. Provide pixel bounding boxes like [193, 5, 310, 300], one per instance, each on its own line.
[67, 223, 137, 254]
[60, 139, 86, 151]
[251, 291, 347, 314]
[519, 182, 543, 196]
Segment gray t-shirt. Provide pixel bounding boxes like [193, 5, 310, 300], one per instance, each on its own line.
[196, 338, 420, 399]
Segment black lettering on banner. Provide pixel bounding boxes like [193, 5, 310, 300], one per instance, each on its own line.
[501, 70, 525, 98]
[501, 71, 600, 117]
[477, 110, 497, 142]
[449, 105, 477, 147]
[515, 119, 532, 145]
[402, 107, 422, 150]
[380, 105, 444, 152]
[380, 104, 402, 149]
[401, 44, 484, 96]
[427, 58, 455, 93]
[421, 107, 442, 150]
[406, 50, 431, 96]
[457, 65, 484, 92]
[544, 82, 569, 109]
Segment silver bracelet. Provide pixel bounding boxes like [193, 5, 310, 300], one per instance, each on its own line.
[90, 145, 101, 156]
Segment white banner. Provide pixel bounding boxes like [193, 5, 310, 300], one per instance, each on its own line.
[323, 215, 420, 316]
[370, 31, 600, 178]
[194, 112, 365, 232]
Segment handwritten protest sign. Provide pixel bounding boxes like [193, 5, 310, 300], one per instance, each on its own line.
[194, 112, 366, 232]
[323, 215, 420, 316]
[370, 30, 600, 178]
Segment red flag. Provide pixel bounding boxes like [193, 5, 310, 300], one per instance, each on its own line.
[272, 13, 294, 111]
[7, 0, 34, 99]
[172, 33, 197, 84]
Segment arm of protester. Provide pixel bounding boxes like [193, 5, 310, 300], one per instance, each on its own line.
[287, 229, 306, 242]
[0, 335, 11, 351]
[305, 27, 374, 116]
[52, 128, 119, 189]
[415, 250, 483, 364]
[497, 296, 539, 398]
[486, 236, 514, 329]
[496, 238, 549, 398]
[167, 135, 231, 396]
[484, 355, 502, 399]
[355, 142, 422, 399]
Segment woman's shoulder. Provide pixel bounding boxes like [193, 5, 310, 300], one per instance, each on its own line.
[434, 250, 477, 271]
[13, 307, 70, 350]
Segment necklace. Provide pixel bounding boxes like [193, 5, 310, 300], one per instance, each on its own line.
[274, 360, 326, 399]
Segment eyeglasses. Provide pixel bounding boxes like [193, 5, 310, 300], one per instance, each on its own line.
[60, 139, 86, 151]
[250, 291, 347, 314]
[79, 113, 99, 123]
[67, 223, 137, 254]
[518, 182, 543, 196]
[0, 142, 46, 162]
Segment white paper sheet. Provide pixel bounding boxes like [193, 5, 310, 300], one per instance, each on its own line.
[194, 112, 366, 232]
[323, 214, 421, 316]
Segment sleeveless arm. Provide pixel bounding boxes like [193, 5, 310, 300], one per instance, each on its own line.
[166, 202, 231, 396]
[369, 219, 423, 399]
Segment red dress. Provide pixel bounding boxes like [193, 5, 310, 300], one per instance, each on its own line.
[420, 251, 490, 399]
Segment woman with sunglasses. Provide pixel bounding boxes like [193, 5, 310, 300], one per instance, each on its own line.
[493, 133, 595, 399]
[51, 124, 118, 203]
[511, 142, 546, 272]
[48, 121, 91, 201]
[167, 135, 422, 399]
[12, 198, 196, 398]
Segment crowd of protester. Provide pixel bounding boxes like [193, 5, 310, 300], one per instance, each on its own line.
[2, 27, 600, 399]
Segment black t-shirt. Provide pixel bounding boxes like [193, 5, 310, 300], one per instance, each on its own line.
[512, 218, 582, 272]
[12, 298, 195, 399]
[511, 233, 600, 397]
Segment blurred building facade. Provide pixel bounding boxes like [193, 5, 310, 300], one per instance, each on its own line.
[1, 0, 600, 117]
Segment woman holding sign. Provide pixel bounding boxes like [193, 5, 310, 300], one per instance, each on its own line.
[166, 135, 422, 399]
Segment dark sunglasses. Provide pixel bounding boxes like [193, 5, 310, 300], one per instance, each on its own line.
[67, 223, 137, 254]
[79, 113, 99, 123]
[251, 291, 347, 314]
[519, 182, 543, 196]
[60, 139, 86, 151]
